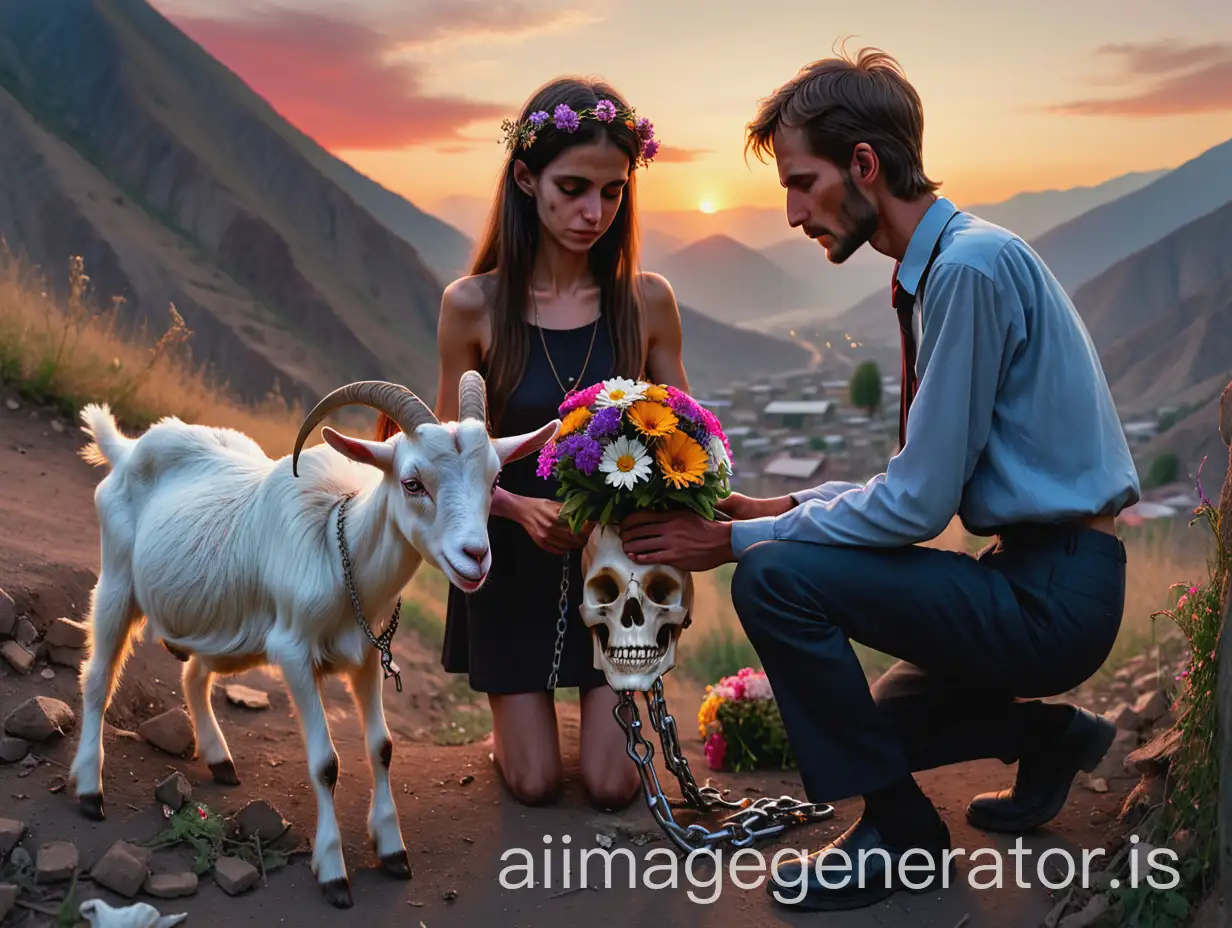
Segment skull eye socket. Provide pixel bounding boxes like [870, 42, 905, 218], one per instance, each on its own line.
[644, 572, 681, 606]
[587, 572, 621, 606]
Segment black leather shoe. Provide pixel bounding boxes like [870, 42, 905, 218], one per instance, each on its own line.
[766, 816, 955, 911]
[966, 706, 1116, 833]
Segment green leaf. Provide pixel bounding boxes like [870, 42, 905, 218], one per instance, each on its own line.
[599, 496, 617, 525]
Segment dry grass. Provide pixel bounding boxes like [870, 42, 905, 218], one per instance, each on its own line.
[0, 243, 302, 455]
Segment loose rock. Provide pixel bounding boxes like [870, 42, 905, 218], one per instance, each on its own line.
[45, 617, 88, 649]
[4, 696, 76, 741]
[1132, 690, 1170, 726]
[14, 619, 37, 648]
[155, 771, 193, 811]
[1059, 892, 1110, 928]
[1, 641, 35, 675]
[1132, 671, 1162, 693]
[4, 398, 18, 411]
[144, 871, 199, 898]
[1104, 702, 1139, 731]
[0, 587, 15, 638]
[36, 840, 79, 883]
[48, 644, 83, 669]
[213, 856, 259, 896]
[138, 708, 195, 757]
[224, 684, 270, 710]
[1126, 728, 1181, 776]
[232, 799, 289, 843]
[0, 738, 29, 763]
[0, 818, 26, 855]
[1090, 729, 1138, 779]
[90, 841, 150, 898]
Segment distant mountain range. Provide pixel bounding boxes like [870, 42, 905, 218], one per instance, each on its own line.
[0, 0, 807, 408]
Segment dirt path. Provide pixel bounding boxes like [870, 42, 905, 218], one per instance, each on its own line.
[0, 397, 1138, 927]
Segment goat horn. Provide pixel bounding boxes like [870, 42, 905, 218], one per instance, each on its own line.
[458, 370, 487, 426]
[292, 380, 438, 477]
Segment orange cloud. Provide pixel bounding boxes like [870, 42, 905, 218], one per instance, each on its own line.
[653, 146, 712, 163]
[169, 8, 555, 148]
[1048, 40, 1232, 116]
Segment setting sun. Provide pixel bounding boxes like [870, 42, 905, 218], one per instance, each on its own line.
[698, 200, 718, 214]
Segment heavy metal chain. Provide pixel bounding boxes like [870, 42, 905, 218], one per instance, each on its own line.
[545, 555, 570, 690]
[613, 678, 834, 855]
[337, 492, 403, 692]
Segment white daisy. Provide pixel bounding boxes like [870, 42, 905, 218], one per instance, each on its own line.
[594, 377, 647, 410]
[599, 435, 652, 490]
[707, 434, 732, 475]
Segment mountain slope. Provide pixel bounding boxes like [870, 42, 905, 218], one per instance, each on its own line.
[1030, 137, 1232, 293]
[0, 0, 444, 406]
[1072, 198, 1232, 351]
[676, 303, 810, 382]
[650, 234, 817, 325]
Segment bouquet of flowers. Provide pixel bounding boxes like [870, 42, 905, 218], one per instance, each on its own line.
[697, 667, 795, 773]
[536, 377, 733, 534]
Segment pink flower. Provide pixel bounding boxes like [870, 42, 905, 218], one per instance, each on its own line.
[703, 732, 727, 770]
[729, 679, 746, 701]
[536, 441, 558, 478]
[558, 382, 603, 415]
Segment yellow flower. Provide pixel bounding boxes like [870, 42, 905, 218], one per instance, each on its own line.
[627, 400, 678, 439]
[644, 384, 668, 403]
[559, 406, 592, 436]
[697, 692, 724, 738]
[657, 430, 708, 489]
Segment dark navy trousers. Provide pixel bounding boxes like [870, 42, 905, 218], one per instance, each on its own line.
[729, 524, 1127, 804]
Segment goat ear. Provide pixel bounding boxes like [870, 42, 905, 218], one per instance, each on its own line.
[492, 419, 559, 465]
[322, 427, 396, 472]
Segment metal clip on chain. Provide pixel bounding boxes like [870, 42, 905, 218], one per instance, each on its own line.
[337, 493, 403, 693]
[614, 678, 834, 855]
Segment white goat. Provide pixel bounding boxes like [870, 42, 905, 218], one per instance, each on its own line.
[69, 373, 558, 909]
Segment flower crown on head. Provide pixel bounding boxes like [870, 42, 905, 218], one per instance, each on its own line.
[500, 99, 661, 168]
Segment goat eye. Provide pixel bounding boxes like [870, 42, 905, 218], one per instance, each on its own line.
[402, 478, 426, 496]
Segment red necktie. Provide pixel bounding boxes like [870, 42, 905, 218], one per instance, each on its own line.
[891, 262, 919, 452]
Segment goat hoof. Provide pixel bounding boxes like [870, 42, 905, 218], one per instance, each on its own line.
[380, 850, 412, 880]
[209, 760, 241, 786]
[79, 793, 106, 821]
[320, 877, 353, 909]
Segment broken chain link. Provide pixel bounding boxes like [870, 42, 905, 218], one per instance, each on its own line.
[614, 678, 833, 855]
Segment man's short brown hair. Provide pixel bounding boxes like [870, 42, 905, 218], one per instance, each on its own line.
[746, 44, 940, 199]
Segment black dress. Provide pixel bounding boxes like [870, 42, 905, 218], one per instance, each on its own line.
[441, 317, 615, 693]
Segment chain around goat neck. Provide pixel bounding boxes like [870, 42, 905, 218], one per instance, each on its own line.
[337, 492, 403, 692]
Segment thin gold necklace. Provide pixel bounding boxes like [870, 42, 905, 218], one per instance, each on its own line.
[531, 287, 600, 397]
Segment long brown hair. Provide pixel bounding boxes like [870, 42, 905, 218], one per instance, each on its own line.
[474, 76, 647, 431]
[376, 77, 648, 443]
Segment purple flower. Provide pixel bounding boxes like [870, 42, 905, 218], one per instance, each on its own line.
[536, 441, 557, 478]
[587, 406, 622, 440]
[594, 100, 617, 122]
[553, 104, 580, 132]
[528, 110, 549, 128]
[666, 386, 703, 423]
[572, 436, 603, 475]
[635, 117, 654, 140]
[641, 138, 660, 161]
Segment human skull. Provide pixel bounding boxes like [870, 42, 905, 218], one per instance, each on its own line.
[579, 525, 694, 692]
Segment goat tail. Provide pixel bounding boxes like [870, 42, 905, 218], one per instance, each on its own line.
[79, 403, 132, 470]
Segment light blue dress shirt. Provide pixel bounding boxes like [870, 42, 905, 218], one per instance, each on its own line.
[729, 196, 1141, 556]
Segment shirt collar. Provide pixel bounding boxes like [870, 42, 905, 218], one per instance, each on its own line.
[896, 196, 957, 295]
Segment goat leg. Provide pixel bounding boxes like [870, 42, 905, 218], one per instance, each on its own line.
[182, 656, 240, 785]
[271, 635, 352, 908]
[348, 647, 410, 879]
[70, 569, 139, 821]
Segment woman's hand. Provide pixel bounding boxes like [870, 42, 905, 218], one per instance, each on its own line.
[716, 492, 796, 521]
[513, 496, 590, 555]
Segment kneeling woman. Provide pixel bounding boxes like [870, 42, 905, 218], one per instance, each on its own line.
[378, 76, 689, 810]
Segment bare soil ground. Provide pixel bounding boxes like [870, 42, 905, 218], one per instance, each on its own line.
[0, 398, 1140, 927]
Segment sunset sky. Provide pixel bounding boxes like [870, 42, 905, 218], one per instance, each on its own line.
[151, 0, 1232, 218]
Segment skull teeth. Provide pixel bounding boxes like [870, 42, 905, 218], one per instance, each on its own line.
[605, 645, 667, 669]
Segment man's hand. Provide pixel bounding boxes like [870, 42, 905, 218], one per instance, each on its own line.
[716, 492, 797, 521]
[619, 510, 734, 571]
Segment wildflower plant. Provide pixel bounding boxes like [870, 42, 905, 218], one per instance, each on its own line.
[697, 667, 795, 773]
[500, 100, 661, 168]
[537, 378, 733, 534]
